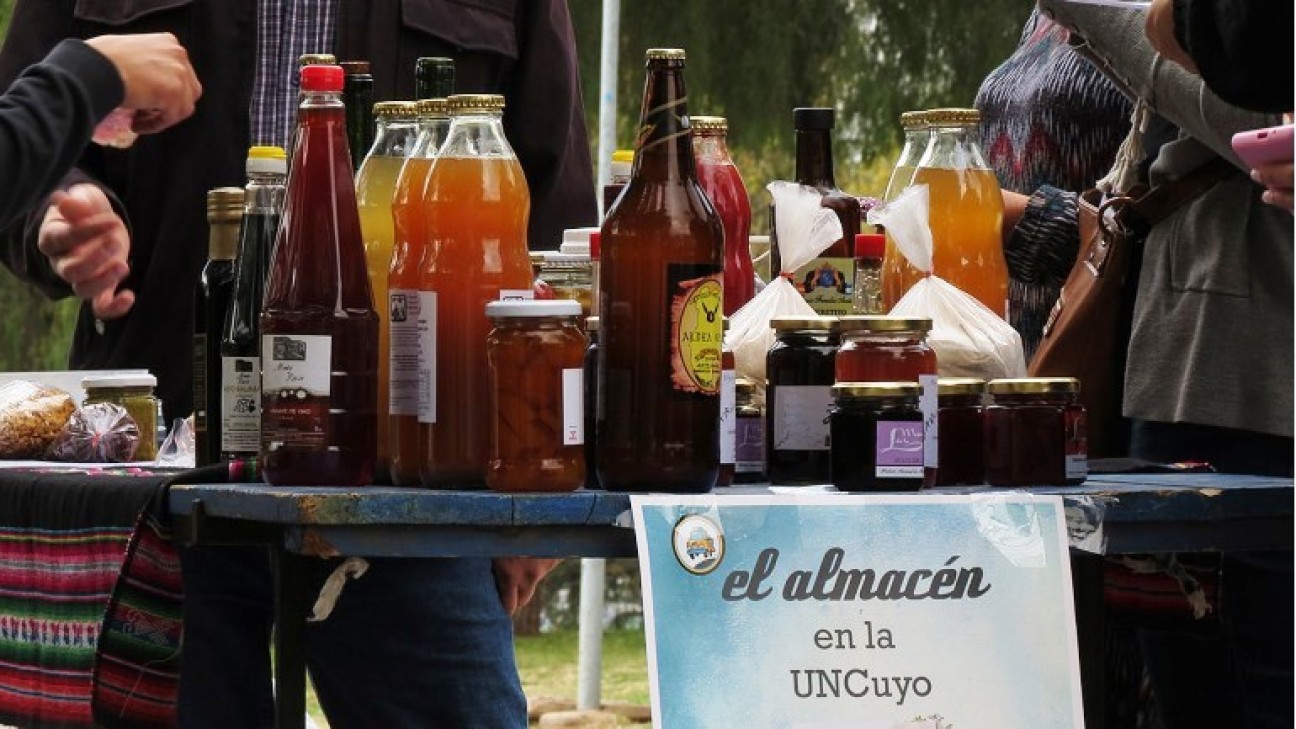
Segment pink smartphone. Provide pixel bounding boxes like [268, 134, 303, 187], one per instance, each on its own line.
[1231, 124, 1294, 169]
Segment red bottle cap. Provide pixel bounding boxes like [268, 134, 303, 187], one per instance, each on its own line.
[590, 230, 601, 261]
[301, 64, 344, 92]
[855, 233, 885, 260]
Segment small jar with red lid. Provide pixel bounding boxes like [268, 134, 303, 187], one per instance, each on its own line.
[835, 316, 936, 383]
[927, 377, 986, 487]
[853, 232, 886, 314]
[984, 378, 1087, 486]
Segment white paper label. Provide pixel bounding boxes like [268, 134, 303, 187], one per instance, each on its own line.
[220, 355, 261, 453]
[417, 291, 437, 424]
[499, 289, 535, 301]
[772, 385, 832, 452]
[920, 374, 939, 468]
[719, 369, 736, 464]
[1066, 454, 1088, 480]
[562, 368, 584, 446]
[389, 288, 422, 416]
[262, 334, 331, 396]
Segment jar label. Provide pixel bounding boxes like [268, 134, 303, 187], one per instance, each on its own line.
[875, 420, 924, 478]
[417, 291, 437, 424]
[220, 355, 260, 454]
[719, 368, 736, 464]
[920, 374, 939, 468]
[773, 385, 832, 452]
[735, 417, 765, 473]
[562, 368, 584, 446]
[787, 256, 855, 317]
[389, 288, 423, 417]
[261, 334, 331, 449]
[667, 264, 723, 395]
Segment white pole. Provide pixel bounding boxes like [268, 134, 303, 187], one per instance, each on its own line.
[595, 0, 621, 219]
[575, 558, 607, 710]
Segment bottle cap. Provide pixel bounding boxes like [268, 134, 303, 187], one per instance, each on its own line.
[560, 227, 599, 256]
[301, 64, 344, 92]
[247, 146, 287, 176]
[586, 315, 600, 332]
[298, 53, 336, 66]
[485, 299, 583, 319]
[416, 57, 455, 98]
[206, 186, 244, 221]
[589, 230, 601, 261]
[447, 94, 505, 114]
[374, 101, 420, 119]
[339, 60, 371, 77]
[899, 110, 930, 130]
[417, 98, 450, 119]
[793, 107, 835, 131]
[645, 48, 686, 62]
[855, 233, 885, 259]
[925, 108, 981, 126]
[692, 116, 728, 135]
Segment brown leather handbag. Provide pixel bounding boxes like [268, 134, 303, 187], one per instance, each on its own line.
[1029, 159, 1234, 457]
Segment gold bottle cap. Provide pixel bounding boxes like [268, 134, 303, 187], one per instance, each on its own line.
[417, 98, 450, 119]
[206, 187, 244, 221]
[692, 116, 728, 134]
[900, 110, 930, 129]
[771, 315, 838, 332]
[374, 101, 420, 119]
[987, 377, 1081, 395]
[833, 382, 922, 399]
[586, 315, 600, 332]
[837, 315, 932, 334]
[646, 48, 686, 61]
[937, 378, 987, 396]
[612, 149, 635, 164]
[925, 108, 981, 126]
[298, 53, 336, 66]
[447, 94, 505, 114]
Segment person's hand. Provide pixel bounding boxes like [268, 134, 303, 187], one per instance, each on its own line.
[492, 557, 561, 615]
[1252, 161, 1294, 212]
[84, 33, 201, 134]
[38, 184, 135, 319]
[1145, 0, 1199, 73]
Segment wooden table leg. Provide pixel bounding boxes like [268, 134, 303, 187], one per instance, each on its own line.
[273, 548, 310, 729]
[1072, 552, 1105, 729]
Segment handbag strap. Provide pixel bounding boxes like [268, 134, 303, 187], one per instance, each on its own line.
[1122, 157, 1236, 234]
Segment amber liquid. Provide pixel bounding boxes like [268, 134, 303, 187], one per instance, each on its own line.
[419, 155, 532, 487]
[260, 98, 377, 487]
[882, 167, 1007, 316]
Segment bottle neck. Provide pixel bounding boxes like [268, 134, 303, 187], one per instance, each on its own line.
[301, 89, 344, 112]
[794, 128, 836, 188]
[372, 119, 421, 157]
[440, 111, 512, 158]
[208, 217, 240, 260]
[692, 133, 733, 166]
[245, 173, 286, 215]
[630, 63, 697, 182]
[919, 123, 989, 170]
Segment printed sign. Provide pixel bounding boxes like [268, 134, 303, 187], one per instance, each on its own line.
[632, 493, 1085, 729]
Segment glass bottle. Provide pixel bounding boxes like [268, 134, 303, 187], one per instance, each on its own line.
[693, 115, 755, 316]
[194, 187, 243, 467]
[415, 57, 455, 100]
[602, 149, 633, 217]
[418, 94, 533, 487]
[766, 316, 838, 484]
[260, 64, 378, 486]
[770, 107, 861, 316]
[883, 108, 1008, 316]
[388, 97, 451, 486]
[852, 232, 885, 315]
[598, 48, 725, 493]
[220, 146, 287, 462]
[883, 110, 930, 202]
[340, 61, 374, 172]
[356, 101, 420, 483]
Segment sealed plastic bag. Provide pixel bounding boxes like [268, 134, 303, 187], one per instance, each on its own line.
[47, 402, 142, 463]
[0, 380, 76, 458]
[726, 182, 843, 385]
[869, 185, 1026, 379]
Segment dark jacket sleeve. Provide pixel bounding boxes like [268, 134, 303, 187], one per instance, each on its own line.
[1172, 0, 1294, 113]
[0, 39, 123, 230]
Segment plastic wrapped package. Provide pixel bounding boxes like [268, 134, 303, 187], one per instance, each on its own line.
[0, 380, 76, 459]
[47, 403, 142, 463]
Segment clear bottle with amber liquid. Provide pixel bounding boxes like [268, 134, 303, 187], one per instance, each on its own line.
[260, 65, 378, 486]
[598, 48, 724, 493]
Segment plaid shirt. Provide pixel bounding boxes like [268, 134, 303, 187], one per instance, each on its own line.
[249, 0, 339, 150]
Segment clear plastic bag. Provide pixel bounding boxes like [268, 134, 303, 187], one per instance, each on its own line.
[47, 402, 142, 463]
[869, 185, 1026, 379]
[155, 417, 196, 468]
[0, 380, 76, 459]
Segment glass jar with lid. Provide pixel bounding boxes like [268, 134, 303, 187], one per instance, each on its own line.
[929, 377, 986, 487]
[883, 110, 931, 201]
[539, 251, 594, 318]
[81, 373, 159, 461]
[985, 377, 1086, 486]
[485, 299, 588, 492]
[734, 377, 765, 483]
[766, 315, 839, 484]
[835, 316, 936, 383]
[829, 382, 924, 493]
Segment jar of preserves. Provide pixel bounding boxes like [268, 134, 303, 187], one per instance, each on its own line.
[929, 377, 986, 487]
[583, 316, 600, 489]
[485, 300, 588, 492]
[985, 378, 1087, 486]
[82, 373, 159, 461]
[734, 378, 765, 483]
[829, 382, 924, 493]
[835, 316, 936, 383]
[539, 252, 594, 317]
[766, 315, 838, 484]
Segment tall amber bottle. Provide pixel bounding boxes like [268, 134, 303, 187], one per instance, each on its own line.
[260, 65, 378, 486]
[598, 49, 724, 493]
[418, 94, 532, 487]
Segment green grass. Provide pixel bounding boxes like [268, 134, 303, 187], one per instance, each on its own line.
[305, 628, 649, 727]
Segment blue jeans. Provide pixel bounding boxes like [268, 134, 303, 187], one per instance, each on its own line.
[177, 547, 527, 729]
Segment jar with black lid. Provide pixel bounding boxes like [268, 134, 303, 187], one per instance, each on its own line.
[985, 377, 1086, 486]
[830, 382, 924, 492]
[766, 315, 839, 484]
[929, 377, 986, 487]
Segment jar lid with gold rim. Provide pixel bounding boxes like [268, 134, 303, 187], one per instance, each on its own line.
[586, 316, 600, 332]
[837, 315, 931, 334]
[692, 116, 728, 135]
[447, 94, 504, 114]
[937, 378, 986, 396]
[925, 108, 981, 126]
[298, 53, 336, 66]
[833, 382, 922, 399]
[646, 48, 686, 61]
[987, 377, 1080, 395]
[900, 110, 929, 129]
[771, 315, 838, 332]
[417, 98, 449, 118]
[374, 101, 419, 119]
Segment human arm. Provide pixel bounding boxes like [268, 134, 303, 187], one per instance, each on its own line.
[1002, 186, 1082, 285]
[492, 557, 561, 615]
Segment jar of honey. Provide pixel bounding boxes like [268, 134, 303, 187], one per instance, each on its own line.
[984, 378, 1087, 487]
[929, 377, 986, 487]
[766, 315, 839, 484]
[829, 382, 924, 493]
[485, 300, 588, 492]
[835, 316, 936, 383]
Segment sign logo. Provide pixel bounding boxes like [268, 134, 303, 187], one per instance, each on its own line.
[672, 514, 724, 575]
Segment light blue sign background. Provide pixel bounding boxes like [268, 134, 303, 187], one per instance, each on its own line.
[632, 493, 1085, 729]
